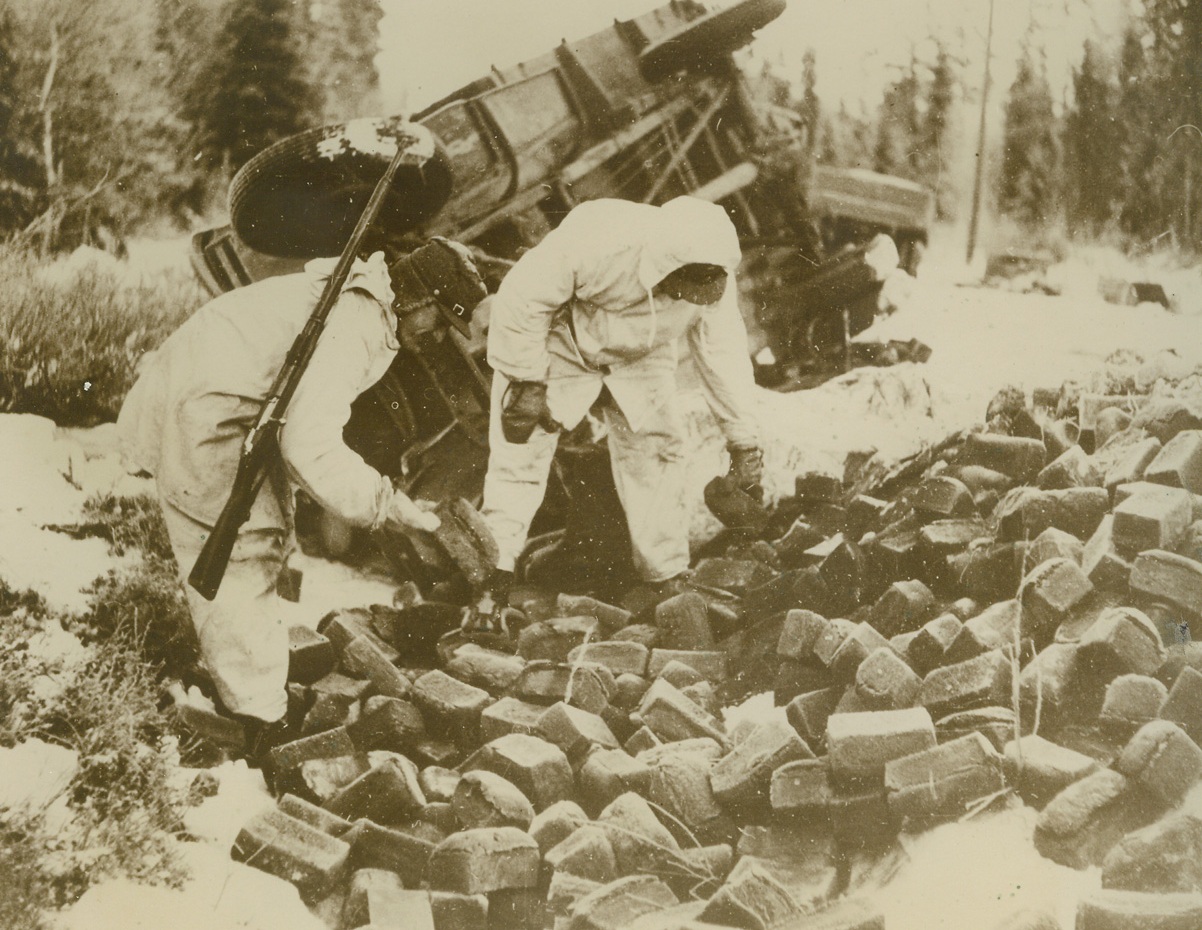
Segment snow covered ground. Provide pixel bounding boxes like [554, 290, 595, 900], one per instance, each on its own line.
[0, 236, 1198, 927]
[683, 246, 1202, 543]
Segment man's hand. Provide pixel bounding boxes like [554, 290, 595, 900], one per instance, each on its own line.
[727, 444, 764, 503]
[501, 380, 560, 444]
[383, 487, 440, 533]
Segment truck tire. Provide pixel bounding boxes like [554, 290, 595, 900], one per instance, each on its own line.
[638, 0, 786, 82]
[228, 117, 453, 259]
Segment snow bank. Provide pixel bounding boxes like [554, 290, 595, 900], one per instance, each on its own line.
[182, 762, 275, 851]
[56, 841, 326, 930]
[864, 805, 1098, 930]
[123, 236, 193, 279]
[0, 739, 79, 814]
[37, 239, 195, 289]
[0, 415, 134, 613]
[870, 277, 1202, 422]
[0, 415, 87, 525]
[0, 526, 119, 615]
[33, 247, 127, 289]
[26, 619, 92, 670]
[681, 266, 1202, 547]
[1049, 245, 1202, 317]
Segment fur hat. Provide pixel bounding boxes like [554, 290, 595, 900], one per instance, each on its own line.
[389, 239, 488, 336]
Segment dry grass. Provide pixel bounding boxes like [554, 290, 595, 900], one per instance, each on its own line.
[0, 814, 54, 930]
[77, 560, 198, 679]
[0, 597, 50, 749]
[0, 590, 188, 919]
[65, 492, 197, 677]
[43, 635, 188, 891]
[0, 244, 201, 426]
[0, 494, 195, 920]
[79, 493, 176, 561]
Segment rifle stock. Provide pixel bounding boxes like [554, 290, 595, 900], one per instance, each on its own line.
[186, 436, 274, 600]
[187, 132, 423, 600]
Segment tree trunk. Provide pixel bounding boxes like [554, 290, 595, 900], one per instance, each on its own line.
[38, 22, 59, 255]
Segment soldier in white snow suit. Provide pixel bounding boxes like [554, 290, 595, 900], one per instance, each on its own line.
[118, 242, 486, 740]
[479, 196, 763, 606]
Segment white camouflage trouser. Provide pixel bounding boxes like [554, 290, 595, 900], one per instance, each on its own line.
[161, 498, 292, 724]
[481, 372, 689, 582]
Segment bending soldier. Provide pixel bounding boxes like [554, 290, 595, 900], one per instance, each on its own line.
[118, 239, 487, 751]
[478, 196, 764, 614]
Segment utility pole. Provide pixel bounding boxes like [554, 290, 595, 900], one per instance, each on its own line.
[966, 0, 996, 264]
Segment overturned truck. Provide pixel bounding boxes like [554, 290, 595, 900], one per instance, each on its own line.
[191, 0, 934, 582]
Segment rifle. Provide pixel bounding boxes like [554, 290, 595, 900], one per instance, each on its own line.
[188, 141, 415, 601]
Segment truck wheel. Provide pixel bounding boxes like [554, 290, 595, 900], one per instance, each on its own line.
[228, 117, 453, 258]
[638, 0, 786, 82]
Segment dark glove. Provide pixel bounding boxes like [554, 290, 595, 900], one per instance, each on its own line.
[727, 444, 764, 503]
[460, 569, 524, 639]
[501, 380, 560, 444]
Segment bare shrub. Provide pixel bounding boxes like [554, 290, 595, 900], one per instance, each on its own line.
[0, 815, 53, 930]
[67, 491, 198, 678]
[79, 492, 175, 561]
[0, 590, 188, 918]
[42, 636, 188, 892]
[76, 560, 198, 680]
[0, 596, 47, 748]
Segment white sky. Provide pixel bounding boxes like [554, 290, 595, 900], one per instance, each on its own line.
[376, 0, 1129, 116]
[376, 0, 665, 113]
[374, 0, 1128, 226]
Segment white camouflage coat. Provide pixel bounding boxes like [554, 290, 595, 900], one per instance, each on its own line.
[482, 197, 760, 580]
[486, 197, 760, 447]
[116, 255, 402, 720]
[118, 254, 401, 534]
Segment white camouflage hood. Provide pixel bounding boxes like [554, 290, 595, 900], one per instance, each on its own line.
[636, 196, 742, 292]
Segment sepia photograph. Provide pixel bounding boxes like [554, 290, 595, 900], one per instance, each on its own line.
[0, 0, 1200, 928]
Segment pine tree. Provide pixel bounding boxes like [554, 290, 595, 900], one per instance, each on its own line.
[1131, 0, 1202, 249]
[155, 0, 225, 116]
[798, 48, 821, 153]
[873, 60, 922, 180]
[998, 48, 1061, 229]
[1064, 40, 1120, 237]
[296, 0, 383, 122]
[189, 0, 319, 173]
[920, 44, 957, 220]
[0, 8, 40, 235]
[1114, 23, 1169, 246]
[154, 0, 232, 217]
[821, 102, 875, 169]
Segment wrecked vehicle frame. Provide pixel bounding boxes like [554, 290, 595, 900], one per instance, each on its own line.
[189, 0, 934, 585]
